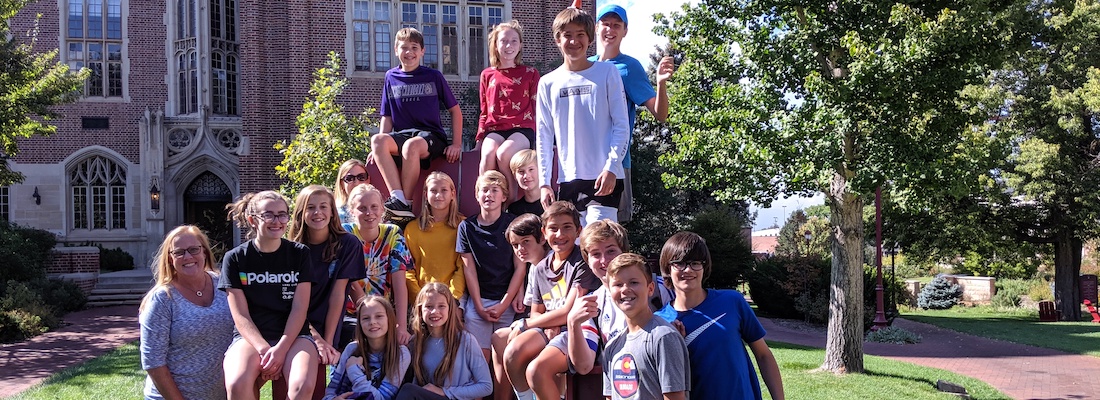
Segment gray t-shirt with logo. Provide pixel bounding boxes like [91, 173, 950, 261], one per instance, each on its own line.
[603, 316, 690, 400]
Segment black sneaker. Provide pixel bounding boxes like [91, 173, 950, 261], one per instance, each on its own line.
[383, 197, 416, 227]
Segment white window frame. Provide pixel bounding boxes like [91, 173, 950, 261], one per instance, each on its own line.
[346, 0, 507, 81]
[68, 154, 128, 231]
[61, 0, 130, 102]
[0, 186, 8, 223]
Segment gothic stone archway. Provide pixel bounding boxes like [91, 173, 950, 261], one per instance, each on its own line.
[183, 171, 232, 257]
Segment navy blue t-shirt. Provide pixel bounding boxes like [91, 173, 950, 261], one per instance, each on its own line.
[219, 239, 313, 340]
[305, 232, 366, 344]
[456, 213, 517, 300]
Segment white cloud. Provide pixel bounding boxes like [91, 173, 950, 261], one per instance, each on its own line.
[596, 0, 692, 68]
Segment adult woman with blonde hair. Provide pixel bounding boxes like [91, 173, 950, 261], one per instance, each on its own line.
[139, 225, 234, 400]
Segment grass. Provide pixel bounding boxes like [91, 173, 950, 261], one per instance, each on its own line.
[10, 342, 272, 400]
[904, 306, 1100, 357]
[765, 341, 1007, 399]
[11, 341, 1009, 399]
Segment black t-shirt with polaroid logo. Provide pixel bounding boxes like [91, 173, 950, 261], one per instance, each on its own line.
[219, 238, 313, 340]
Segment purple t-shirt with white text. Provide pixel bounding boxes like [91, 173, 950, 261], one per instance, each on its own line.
[380, 66, 459, 138]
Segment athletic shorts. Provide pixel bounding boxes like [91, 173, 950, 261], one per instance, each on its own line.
[558, 178, 625, 210]
[485, 127, 536, 149]
[462, 296, 516, 349]
[390, 129, 448, 170]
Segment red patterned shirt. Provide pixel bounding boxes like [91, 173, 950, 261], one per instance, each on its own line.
[477, 65, 540, 140]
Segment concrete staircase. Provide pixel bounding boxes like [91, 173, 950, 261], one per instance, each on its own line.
[85, 269, 154, 307]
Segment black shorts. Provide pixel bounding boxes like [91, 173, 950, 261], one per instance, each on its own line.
[390, 129, 448, 170]
[486, 127, 536, 149]
[558, 178, 625, 210]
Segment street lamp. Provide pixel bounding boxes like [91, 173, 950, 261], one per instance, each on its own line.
[803, 230, 812, 256]
[872, 186, 889, 331]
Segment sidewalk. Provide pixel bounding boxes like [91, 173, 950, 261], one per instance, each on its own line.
[761, 317, 1100, 400]
[0, 305, 139, 398]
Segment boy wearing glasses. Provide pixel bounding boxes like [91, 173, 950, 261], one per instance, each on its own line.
[654, 232, 785, 400]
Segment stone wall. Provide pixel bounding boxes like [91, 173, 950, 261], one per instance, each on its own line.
[946, 275, 997, 303]
[45, 247, 100, 295]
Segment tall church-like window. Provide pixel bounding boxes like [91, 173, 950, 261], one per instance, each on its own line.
[66, 0, 124, 98]
[211, 0, 239, 115]
[350, 0, 504, 78]
[70, 155, 127, 230]
[175, 0, 199, 114]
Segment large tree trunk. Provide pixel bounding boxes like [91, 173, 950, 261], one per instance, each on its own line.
[820, 170, 864, 374]
[1053, 231, 1083, 321]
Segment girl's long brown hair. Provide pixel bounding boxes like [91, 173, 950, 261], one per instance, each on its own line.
[354, 296, 402, 383]
[411, 282, 465, 385]
[288, 185, 348, 263]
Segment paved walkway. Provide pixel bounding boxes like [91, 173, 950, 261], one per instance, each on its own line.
[0, 305, 139, 398]
[761, 317, 1100, 400]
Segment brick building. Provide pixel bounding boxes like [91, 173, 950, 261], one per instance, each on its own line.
[4, 0, 591, 267]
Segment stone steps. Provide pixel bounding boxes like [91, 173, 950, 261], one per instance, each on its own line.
[85, 269, 154, 308]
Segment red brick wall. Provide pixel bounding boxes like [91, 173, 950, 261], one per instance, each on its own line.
[45, 247, 101, 274]
[12, 0, 168, 166]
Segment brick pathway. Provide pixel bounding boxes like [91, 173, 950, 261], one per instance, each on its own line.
[0, 305, 139, 398]
[761, 317, 1100, 400]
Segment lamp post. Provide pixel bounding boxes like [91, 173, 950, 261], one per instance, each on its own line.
[803, 230, 812, 257]
[872, 186, 888, 330]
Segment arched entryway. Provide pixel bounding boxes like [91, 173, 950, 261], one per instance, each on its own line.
[183, 171, 233, 256]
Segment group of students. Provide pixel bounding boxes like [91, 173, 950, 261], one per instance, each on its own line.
[137, 3, 785, 400]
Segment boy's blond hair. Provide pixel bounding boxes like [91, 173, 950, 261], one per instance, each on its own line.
[475, 170, 510, 195]
[552, 7, 595, 41]
[395, 27, 424, 48]
[509, 149, 537, 175]
[489, 20, 525, 67]
[579, 219, 630, 261]
[607, 253, 652, 283]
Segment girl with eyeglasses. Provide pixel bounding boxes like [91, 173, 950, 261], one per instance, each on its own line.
[139, 225, 234, 400]
[222, 191, 319, 400]
[653, 231, 785, 400]
[335, 159, 371, 224]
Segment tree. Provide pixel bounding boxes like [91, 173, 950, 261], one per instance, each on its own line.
[656, 1, 1008, 373]
[1, 0, 88, 185]
[890, 1, 1100, 320]
[275, 52, 374, 196]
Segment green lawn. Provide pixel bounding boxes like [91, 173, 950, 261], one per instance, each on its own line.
[764, 342, 1007, 399]
[12, 341, 1008, 399]
[904, 306, 1100, 357]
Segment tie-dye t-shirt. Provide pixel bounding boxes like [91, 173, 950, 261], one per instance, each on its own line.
[344, 223, 413, 301]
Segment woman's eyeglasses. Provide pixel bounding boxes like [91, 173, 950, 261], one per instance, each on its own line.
[342, 173, 369, 183]
[169, 246, 203, 258]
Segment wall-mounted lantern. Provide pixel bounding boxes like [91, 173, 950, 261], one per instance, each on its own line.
[150, 177, 161, 213]
[32, 187, 41, 205]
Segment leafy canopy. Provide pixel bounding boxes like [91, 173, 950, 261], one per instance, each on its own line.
[0, 0, 88, 185]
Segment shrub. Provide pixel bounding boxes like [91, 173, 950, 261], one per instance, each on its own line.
[918, 276, 962, 309]
[0, 222, 56, 282]
[991, 279, 1029, 308]
[37, 279, 87, 312]
[687, 205, 753, 289]
[0, 280, 65, 343]
[865, 326, 922, 344]
[99, 246, 134, 271]
[1027, 280, 1053, 301]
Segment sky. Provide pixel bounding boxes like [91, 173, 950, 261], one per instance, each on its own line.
[594, 0, 825, 230]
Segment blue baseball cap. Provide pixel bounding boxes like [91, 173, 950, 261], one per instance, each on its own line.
[596, 4, 628, 26]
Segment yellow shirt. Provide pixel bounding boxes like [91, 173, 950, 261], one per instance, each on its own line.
[405, 221, 466, 301]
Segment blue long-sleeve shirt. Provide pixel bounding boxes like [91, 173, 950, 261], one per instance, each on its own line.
[324, 341, 410, 400]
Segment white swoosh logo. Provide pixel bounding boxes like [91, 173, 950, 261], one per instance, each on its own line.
[684, 313, 726, 345]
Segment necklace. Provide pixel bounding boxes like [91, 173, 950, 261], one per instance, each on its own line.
[178, 275, 208, 297]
